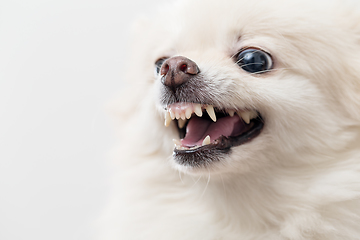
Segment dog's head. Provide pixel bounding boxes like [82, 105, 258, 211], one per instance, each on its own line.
[123, 0, 360, 175]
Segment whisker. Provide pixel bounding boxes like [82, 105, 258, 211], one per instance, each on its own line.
[229, 49, 242, 60]
[220, 173, 226, 192]
[190, 175, 202, 188]
[178, 169, 184, 184]
[200, 170, 211, 199]
[247, 67, 299, 75]
[220, 173, 228, 203]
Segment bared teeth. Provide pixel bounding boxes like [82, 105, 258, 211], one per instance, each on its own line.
[169, 110, 176, 120]
[178, 118, 187, 129]
[228, 110, 235, 117]
[206, 105, 217, 122]
[165, 104, 258, 132]
[180, 113, 186, 120]
[194, 104, 203, 117]
[164, 112, 172, 127]
[237, 110, 258, 124]
[202, 135, 211, 146]
[239, 111, 251, 124]
[185, 108, 192, 119]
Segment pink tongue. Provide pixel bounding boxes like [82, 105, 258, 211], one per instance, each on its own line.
[181, 114, 246, 147]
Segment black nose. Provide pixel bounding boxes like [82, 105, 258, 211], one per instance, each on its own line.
[160, 56, 200, 90]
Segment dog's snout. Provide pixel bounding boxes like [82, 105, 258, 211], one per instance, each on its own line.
[160, 56, 200, 90]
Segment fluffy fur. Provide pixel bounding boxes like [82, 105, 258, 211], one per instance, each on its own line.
[98, 0, 360, 239]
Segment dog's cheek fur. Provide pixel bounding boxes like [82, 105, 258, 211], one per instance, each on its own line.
[273, 27, 360, 124]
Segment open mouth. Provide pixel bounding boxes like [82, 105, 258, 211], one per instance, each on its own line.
[164, 102, 264, 166]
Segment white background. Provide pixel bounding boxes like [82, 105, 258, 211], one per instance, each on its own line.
[0, 0, 167, 239]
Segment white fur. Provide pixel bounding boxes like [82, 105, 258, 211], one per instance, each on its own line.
[98, 0, 360, 239]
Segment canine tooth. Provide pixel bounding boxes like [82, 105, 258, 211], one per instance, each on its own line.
[239, 111, 251, 124]
[185, 108, 192, 119]
[165, 112, 172, 127]
[169, 110, 176, 120]
[178, 118, 187, 129]
[228, 110, 235, 117]
[194, 104, 203, 117]
[206, 105, 217, 122]
[202, 135, 211, 146]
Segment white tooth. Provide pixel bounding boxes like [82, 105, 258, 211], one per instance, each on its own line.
[165, 112, 172, 127]
[202, 135, 211, 146]
[194, 104, 203, 117]
[206, 105, 217, 122]
[178, 118, 187, 129]
[169, 110, 176, 120]
[175, 111, 180, 120]
[180, 113, 186, 120]
[228, 110, 235, 117]
[239, 111, 251, 124]
[249, 111, 258, 120]
[185, 108, 192, 119]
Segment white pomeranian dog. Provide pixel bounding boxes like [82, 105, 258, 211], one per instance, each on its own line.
[98, 0, 360, 239]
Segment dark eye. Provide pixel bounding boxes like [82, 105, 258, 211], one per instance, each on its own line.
[236, 48, 273, 74]
[154, 58, 167, 76]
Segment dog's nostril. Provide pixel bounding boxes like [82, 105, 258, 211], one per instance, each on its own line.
[160, 56, 200, 90]
[160, 63, 170, 76]
[179, 64, 187, 73]
[183, 62, 199, 75]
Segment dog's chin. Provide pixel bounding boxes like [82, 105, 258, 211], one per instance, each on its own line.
[170, 138, 264, 176]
